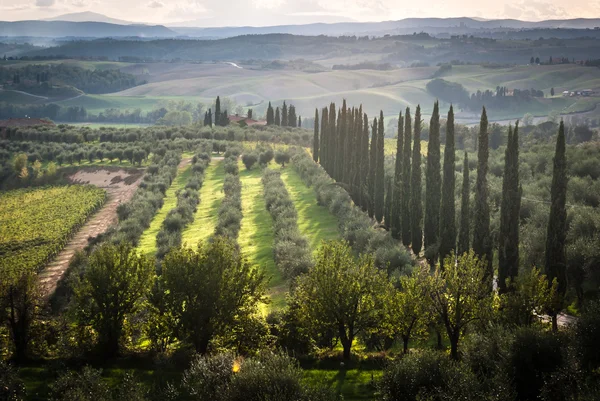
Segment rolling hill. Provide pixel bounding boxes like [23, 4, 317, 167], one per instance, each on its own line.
[0, 20, 176, 38]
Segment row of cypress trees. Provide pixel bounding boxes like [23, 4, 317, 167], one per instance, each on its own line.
[312, 102, 568, 314]
[266, 101, 301, 127]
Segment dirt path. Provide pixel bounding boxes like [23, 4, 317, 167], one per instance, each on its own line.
[38, 168, 144, 298]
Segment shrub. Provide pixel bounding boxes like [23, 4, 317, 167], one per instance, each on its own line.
[242, 153, 258, 170]
[0, 361, 26, 401]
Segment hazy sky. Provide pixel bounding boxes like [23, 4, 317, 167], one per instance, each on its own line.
[1, 0, 599, 26]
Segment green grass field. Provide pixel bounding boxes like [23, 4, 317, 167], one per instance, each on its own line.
[279, 166, 340, 252]
[237, 161, 286, 312]
[181, 160, 224, 248]
[303, 368, 382, 400]
[137, 165, 191, 257]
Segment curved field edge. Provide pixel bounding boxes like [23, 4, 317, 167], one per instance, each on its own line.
[237, 161, 284, 312]
[0, 185, 106, 277]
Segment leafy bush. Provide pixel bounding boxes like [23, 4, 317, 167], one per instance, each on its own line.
[0, 361, 26, 401]
[215, 156, 243, 240]
[242, 153, 258, 170]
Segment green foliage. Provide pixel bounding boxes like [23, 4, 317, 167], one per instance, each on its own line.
[379, 350, 482, 401]
[439, 106, 456, 266]
[49, 367, 111, 401]
[401, 107, 412, 246]
[291, 149, 411, 273]
[262, 168, 312, 279]
[472, 107, 492, 286]
[275, 151, 291, 167]
[0, 361, 26, 400]
[292, 240, 392, 359]
[545, 121, 568, 329]
[160, 237, 266, 353]
[242, 153, 258, 170]
[390, 111, 403, 239]
[424, 101, 441, 264]
[75, 243, 154, 356]
[410, 105, 423, 254]
[215, 162, 242, 240]
[0, 185, 105, 275]
[574, 300, 600, 371]
[498, 123, 522, 293]
[429, 251, 493, 359]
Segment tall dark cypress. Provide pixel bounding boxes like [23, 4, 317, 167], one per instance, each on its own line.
[439, 106, 456, 268]
[344, 106, 354, 185]
[391, 112, 404, 239]
[319, 107, 328, 166]
[424, 101, 442, 263]
[498, 122, 522, 293]
[410, 106, 423, 254]
[545, 121, 568, 332]
[313, 109, 320, 162]
[368, 117, 378, 219]
[327, 103, 337, 176]
[335, 100, 347, 182]
[266, 102, 274, 125]
[215, 96, 221, 126]
[384, 176, 393, 229]
[352, 107, 363, 203]
[457, 152, 470, 256]
[473, 107, 493, 288]
[375, 112, 386, 223]
[275, 107, 281, 126]
[401, 107, 412, 245]
[360, 112, 370, 211]
[282, 102, 288, 127]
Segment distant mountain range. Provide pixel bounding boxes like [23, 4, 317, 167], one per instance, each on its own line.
[0, 20, 176, 38]
[43, 12, 135, 26]
[1, 14, 600, 39]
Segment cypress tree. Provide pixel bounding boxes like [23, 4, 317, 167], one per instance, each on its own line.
[368, 117, 378, 219]
[498, 122, 522, 293]
[439, 105, 456, 268]
[472, 107, 492, 288]
[352, 107, 363, 202]
[335, 100, 347, 182]
[385, 176, 393, 229]
[313, 108, 319, 162]
[344, 106, 354, 185]
[266, 102, 274, 125]
[360, 112, 370, 211]
[401, 107, 412, 245]
[289, 105, 297, 127]
[282, 102, 288, 127]
[457, 152, 470, 256]
[207, 108, 212, 127]
[298, 116, 301, 127]
[320, 107, 328, 166]
[391, 111, 404, 239]
[425, 101, 442, 264]
[327, 103, 337, 176]
[215, 96, 221, 126]
[410, 106, 423, 254]
[545, 121, 568, 332]
[275, 107, 281, 126]
[375, 112, 386, 223]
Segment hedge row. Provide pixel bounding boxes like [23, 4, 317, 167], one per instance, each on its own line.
[112, 151, 181, 245]
[262, 168, 313, 279]
[156, 152, 211, 258]
[291, 149, 412, 274]
[215, 154, 242, 240]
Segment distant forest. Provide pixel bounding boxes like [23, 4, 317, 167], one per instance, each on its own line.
[0, 64, 142, 94]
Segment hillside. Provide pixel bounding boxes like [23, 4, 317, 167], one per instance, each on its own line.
[0, 21, 176, 38]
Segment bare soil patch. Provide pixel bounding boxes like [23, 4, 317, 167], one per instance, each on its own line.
[38, 168, 144, 297]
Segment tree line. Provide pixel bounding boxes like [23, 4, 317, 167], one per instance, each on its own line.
[266, 101, 301, 128]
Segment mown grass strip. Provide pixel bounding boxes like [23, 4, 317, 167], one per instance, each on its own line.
[137, 165, 192, 257]
[238, 162, 285, 312]
[279, 166, 340, 252]
[181, 159, 224, 247]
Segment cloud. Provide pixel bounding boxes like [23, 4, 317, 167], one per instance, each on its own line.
[502, 0, 570, 20]
[35, 0, 56, 6]
[148, 0, 164, 8]
[71, 0, 87, 7]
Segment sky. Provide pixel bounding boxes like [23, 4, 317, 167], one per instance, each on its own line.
[1, 0, 599, 27]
